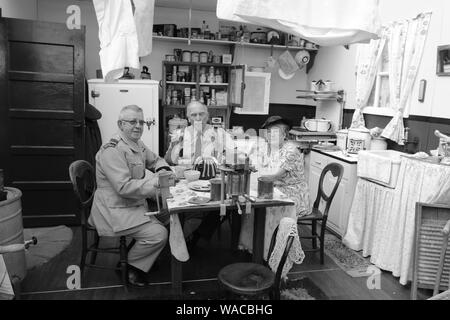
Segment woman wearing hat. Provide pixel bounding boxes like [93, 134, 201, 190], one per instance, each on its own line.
[239, 116, 312, 258]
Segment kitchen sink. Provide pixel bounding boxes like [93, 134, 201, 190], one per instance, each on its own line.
[357, 150, 407, 188]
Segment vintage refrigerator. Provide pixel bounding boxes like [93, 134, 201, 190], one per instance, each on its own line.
[88, 79, 159, 153]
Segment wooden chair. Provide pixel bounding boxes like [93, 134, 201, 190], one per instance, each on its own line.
[217, 224, 295, 300]
[68, 160, 134, 290]
[297, 163, 344, 264]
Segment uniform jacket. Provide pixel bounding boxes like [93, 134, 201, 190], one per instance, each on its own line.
[89, 132, 171, 235]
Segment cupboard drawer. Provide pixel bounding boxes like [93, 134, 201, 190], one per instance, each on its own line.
[310, 151, 329, 170]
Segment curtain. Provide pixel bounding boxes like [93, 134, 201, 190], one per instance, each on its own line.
[381, 13, 432, 144]
[350, 35, 386, 128]
[217, 0, 382, 46]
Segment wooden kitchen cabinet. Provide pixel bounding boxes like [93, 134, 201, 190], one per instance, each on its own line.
[161, 61, 245, 152]
[308, 150, 358, 237]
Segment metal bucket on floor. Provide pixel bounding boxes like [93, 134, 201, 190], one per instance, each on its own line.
[0, 187, 26, 281]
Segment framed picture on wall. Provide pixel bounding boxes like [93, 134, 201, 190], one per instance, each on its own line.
[437, 45, 450, 76]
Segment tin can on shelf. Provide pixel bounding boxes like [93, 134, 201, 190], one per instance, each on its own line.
[165, 54, 175, 62]
[199, 51, 208, 63]
[182, 50, 191, 62]
[191, 51, 199, 63]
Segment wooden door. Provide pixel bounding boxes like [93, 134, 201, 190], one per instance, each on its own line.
[0, 18, 85, 227]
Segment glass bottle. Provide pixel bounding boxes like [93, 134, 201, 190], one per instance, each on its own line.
[201, 20, 206, 38]
[204, 25, 210, 40]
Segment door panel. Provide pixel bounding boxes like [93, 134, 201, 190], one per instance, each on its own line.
[0, 17, 85, 227]
[10, 81, 74, 110]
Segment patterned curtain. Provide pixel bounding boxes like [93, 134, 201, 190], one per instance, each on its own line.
[351, 35, 387, 128]
[381, 12, 432, 144]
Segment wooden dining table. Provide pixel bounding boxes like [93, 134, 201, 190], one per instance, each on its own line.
[164, 179, 295, 296]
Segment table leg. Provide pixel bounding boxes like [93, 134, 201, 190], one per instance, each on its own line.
[230, 210, 241, 250]
[253, 207, 266, 264]
[171, 255, 183, 297]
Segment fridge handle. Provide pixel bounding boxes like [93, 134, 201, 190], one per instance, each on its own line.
[146, 118, 156, 130]
[91, 90, 100, 98]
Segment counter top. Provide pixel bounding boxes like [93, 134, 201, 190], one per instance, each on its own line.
[311, 148, 358, 164]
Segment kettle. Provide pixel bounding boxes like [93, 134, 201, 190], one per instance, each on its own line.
[140, 66, 151, 79]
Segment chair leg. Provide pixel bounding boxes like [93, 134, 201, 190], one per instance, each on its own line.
[119, 237, 128, 292]
[319, 221, 326, 265]
[90, 232, 99, 265]
[312, 221, 318, 249]
[269, 287, 280, 300]
[80, 227, 88, 276]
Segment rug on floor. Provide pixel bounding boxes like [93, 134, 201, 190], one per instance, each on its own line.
[23, 226, 73, 271]
[135, 276, 328, 300]
[324, 233, 378, 278]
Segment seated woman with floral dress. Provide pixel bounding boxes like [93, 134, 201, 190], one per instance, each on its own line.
[239, 116, 312, 259]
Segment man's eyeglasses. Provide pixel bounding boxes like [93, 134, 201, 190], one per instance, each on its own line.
[121, 119, 146, 126]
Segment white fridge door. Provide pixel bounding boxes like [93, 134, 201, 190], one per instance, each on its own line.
[89, 80, 159, 153]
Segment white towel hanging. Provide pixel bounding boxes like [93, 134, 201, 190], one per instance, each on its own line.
[217, 0, 382, 46]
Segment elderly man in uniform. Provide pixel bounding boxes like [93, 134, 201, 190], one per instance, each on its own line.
[89, 105, 174, 287]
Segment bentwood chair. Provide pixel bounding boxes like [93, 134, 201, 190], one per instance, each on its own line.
[217, 224, 295, 300]
[69, 160, 134, 290]
[297, 163, 344, 264]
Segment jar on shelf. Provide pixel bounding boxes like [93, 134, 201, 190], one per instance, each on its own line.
[200, 73, 207, 83]
[208, 72, 215, 83]
[182, 50, 191, 62]
[199, 51, 208, 63]
[191, 51, 199, 63]
[215, 70, 223, 84]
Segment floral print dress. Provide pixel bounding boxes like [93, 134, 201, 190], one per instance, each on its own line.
[239, 141, 312, 259]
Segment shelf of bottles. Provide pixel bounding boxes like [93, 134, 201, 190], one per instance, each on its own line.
[164, 62, 230, 109]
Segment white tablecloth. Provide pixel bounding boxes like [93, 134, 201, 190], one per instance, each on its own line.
[343, 157, 450, 285]
[167, 179, 294, 262]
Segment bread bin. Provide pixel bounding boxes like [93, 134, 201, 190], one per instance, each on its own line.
[348, 127, 371, 152]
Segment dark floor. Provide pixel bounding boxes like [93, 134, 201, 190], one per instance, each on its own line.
[18, 223, 430, 300]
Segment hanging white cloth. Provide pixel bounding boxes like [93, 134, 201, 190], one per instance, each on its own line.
[351, 35, 386, 128]
[344, 157, 450, 285]
[93, 0, 140, 81]
[381, 13, 432, 144]
[93, 0, 155, 81]
[268, 217, 305, 280]
[133, 0, 155, 57]
[217, 0, 382, 46]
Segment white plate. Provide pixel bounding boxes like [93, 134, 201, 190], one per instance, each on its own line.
[278, 68, 295, 80]
[188, 180, 211, 192]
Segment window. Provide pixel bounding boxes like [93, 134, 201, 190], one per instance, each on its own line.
[364, 40, 399, 117]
